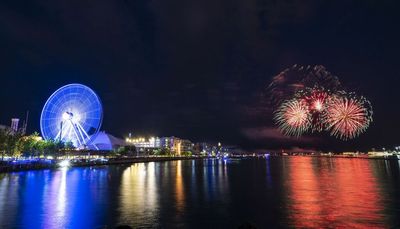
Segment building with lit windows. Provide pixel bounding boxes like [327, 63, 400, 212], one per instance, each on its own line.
[125, 136, 194, 155]
[0, 117, 28, 135]
[126, 137, 161, 149]
[160, 137, 193, 155]
[180, 139, 193, 153]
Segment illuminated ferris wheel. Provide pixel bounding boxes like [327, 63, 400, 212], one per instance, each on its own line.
[40, 84, 103, 148]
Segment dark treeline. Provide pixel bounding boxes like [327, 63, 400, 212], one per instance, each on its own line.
[0, 129, 74, 160]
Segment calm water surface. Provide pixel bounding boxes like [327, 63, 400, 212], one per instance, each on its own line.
[0, 157, 400, 228]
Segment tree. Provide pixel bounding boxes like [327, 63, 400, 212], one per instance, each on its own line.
[4, 130, 22, 158]
[152, 148, 173, 156]
[18, 135, 37, 156]
[16, 132, 60, 157]
[1, 131, 74, 159]
[0, 128, 26, 159]
[19, 132, 43, 157]
[116, 146, 128, 155]
[0, 129, 7, 160]
[182, 151, 192, 157]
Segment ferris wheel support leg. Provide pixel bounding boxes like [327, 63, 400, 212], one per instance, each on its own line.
[70, 121, 82, 147]
[76, 122, 99, 150]
[55, 130, 61, 141]
[63, 123, 72, 141]
[75, 123, 87, 145]
[67, 122, 74, 140]
[76, 122, 91, 140]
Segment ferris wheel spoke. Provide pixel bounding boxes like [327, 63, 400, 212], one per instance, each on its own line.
[76, 122, 91, 140]
[75, 122, 87, 145]
[61, 122, 72, 141]
[40, 84, 103, 149]
[71, 122, 82, 147]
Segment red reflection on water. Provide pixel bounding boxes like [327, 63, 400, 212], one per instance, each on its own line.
[286, 157, 384, 228]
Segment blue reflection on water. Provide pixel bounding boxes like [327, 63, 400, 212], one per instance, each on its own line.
[0, 167, 113, 228]
[265, 158, 273, 187]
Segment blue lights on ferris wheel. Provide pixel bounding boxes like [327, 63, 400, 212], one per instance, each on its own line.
[40, 84, 103, 148]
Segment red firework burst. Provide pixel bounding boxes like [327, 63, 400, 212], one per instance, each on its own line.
[324, 94, 373, 140]
[296, 88, 330, 132]
[269, 65, 374, 140]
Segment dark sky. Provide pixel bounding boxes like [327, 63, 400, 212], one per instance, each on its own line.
[1, 0, 399, 151]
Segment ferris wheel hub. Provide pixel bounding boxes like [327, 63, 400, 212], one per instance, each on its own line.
[62, 112, 73, 120]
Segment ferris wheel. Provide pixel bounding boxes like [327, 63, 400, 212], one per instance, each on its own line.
[40, 83, 103, 148]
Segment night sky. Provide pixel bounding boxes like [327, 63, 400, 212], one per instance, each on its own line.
[1, 0, 399, 152]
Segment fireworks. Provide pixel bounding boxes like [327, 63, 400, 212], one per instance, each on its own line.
[268, 65, 373, 140]
[295, 88, 330, 132]
[274, 99, 311, 137]
[267, 65, 342, 107]
[323, 93, 373, 140]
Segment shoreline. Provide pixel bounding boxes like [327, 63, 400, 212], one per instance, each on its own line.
[1, 154, 399, 173]
[0, 156, 208, 173]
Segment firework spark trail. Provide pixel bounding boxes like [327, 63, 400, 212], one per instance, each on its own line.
[295, 87, 330, 132]
[269, 65, 373, 140]
[274, 99, 311, 137]
[324, 94, 372, 140]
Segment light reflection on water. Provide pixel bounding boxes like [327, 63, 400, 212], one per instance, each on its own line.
[286, 157, 385, 228]
[43, 168, 67, 228]
[0, 158, 399, 228]
[175, 160, 185, 214]
[119, 162, 159, 227]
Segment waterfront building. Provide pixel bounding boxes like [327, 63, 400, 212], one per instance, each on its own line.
[126, 136, 161, 154]
[125, 136, 194, 155]
[197, 142, 218, 156]
[90, 131, 127, 151]
[11, 118, 19, 132]
[367, 151, 391, 157]
[0, 117, 27, 134]
[192, 143, 203, 155]
[0, 124, 9, 131]
[180, 139, 193, 153]
[160, 137, 193, 155]
[126, 136, 161, 148]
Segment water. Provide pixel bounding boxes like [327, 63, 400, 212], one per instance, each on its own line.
[0, 157, 400, 228]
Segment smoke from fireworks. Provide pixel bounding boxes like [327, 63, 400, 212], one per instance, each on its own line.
[267, 65, 342, 107]
[269, 65, 373, 140]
